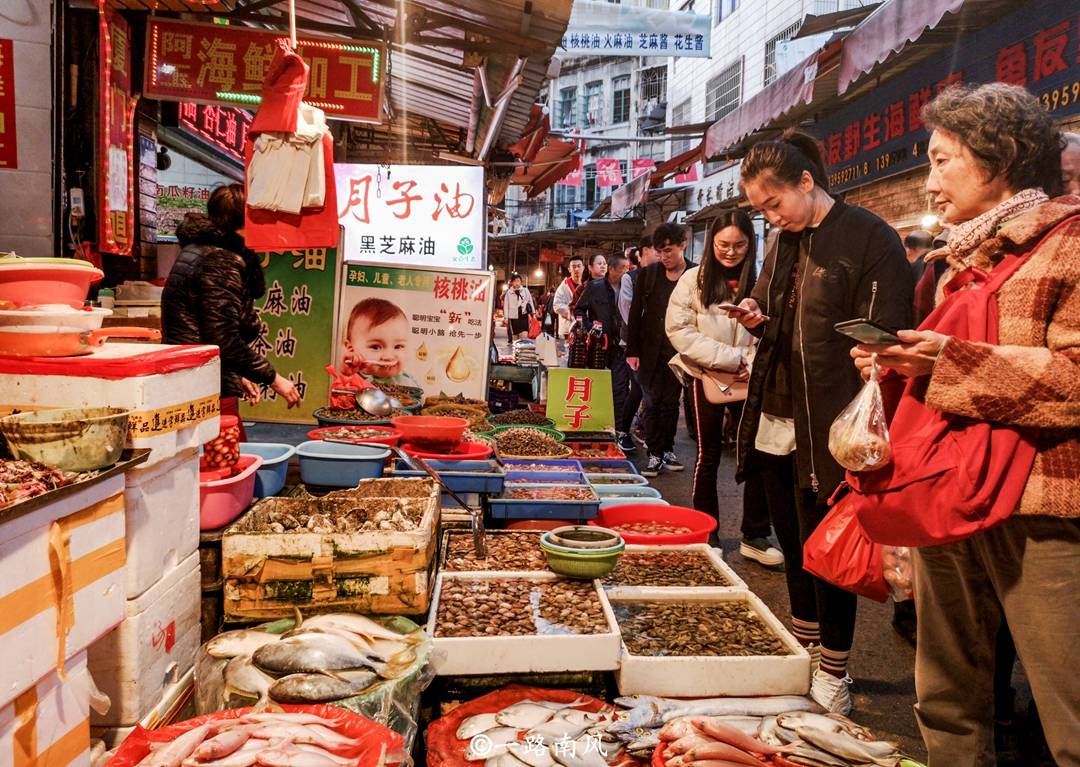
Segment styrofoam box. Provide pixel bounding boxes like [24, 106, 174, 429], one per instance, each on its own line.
[0, 476, 126, 710]
[0, 652, 91, 767]
[88, 552, 201, 727]
[90, 665, 194, 750]
[602, 544, 747, 596]
[0, 343, 221, 468]
[123, 448, 200, 599]
[611, 590, 811, 697]
[428, 572, 621, 676]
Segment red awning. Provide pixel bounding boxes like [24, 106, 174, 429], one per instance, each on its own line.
[649, 142, 703, 187]
[705, 41, 840, 159]
[510, 138, 580, 199]
[838, 0, 963, 93]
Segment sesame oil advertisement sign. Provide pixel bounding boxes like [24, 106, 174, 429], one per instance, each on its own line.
[334, 264, 494, 400]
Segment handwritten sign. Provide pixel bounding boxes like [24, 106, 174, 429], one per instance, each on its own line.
[546, 368, 614, 432]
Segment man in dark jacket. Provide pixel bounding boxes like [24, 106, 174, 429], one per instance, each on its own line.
[575, 253, 631, 444]
[627, 223, 694, 476]
[162, 184, 300, 408]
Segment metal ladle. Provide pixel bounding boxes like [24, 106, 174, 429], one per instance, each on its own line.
[357, 387, 393, 417]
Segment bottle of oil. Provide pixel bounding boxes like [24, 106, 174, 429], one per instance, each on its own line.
[567, 321, 590, 368]
[586, 321, 608, 370]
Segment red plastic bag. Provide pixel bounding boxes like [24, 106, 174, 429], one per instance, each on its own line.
[803, 496, 889, 603]
[108, 705, 404, 767]
[527, 314, 541, 339]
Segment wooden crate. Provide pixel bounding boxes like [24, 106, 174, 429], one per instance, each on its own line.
[222, 478, 439, 620]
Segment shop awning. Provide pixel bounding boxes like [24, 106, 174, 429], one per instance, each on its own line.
[649, 143, 704, 187]
[512, 139, 581, 199]
[838, 0, 1016, 93]
[489, 217, 645, 246]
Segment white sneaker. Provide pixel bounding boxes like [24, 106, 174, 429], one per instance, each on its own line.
[810, 669, 853, 715]
[740, 538, 785, 567]
[662, 451, 684, 471]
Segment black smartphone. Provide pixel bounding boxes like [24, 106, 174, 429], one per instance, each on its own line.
[834, 318, 903, 345]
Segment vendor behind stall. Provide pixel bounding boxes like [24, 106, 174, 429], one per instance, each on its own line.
[162, 184, 301, 426]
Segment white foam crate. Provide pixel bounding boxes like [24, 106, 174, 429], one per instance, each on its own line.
[123, 448, 200, 599]
[0, 652, 92, 767]
[90, 665, 194, 750]
[602, 544, 747, 595]
[88, 552, 201, 727]
[428, 572, 621, 676]
[611, 590, 810, 697]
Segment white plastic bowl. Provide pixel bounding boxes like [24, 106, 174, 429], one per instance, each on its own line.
[0, 305, 112, 330]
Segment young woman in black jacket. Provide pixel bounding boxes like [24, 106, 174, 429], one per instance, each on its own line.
[729, 130, 913, 714]
[163, 184, 301, 417]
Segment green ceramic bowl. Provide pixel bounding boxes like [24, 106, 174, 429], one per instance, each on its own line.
[540, 537, 624, 579]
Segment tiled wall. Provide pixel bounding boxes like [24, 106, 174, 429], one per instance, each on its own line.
[0, 1, 53, 257]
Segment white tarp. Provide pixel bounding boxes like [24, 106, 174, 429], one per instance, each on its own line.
[558, 1, 712, 59]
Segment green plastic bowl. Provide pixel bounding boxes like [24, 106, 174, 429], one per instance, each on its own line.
[540, 537, 624, 579]
[489, 424, 566, 442]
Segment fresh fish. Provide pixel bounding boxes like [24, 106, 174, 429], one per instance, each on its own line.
[496, 702, 559, 729]
[269, 670, 378, 703]
[223, 656, 275, 701]
[658, 719, 701, 742]
[666, 734, 713, 754]
[524, 717, 590, 745]
[184, 739, 266, 767]
[255, 742, 341, 767]
[662, 697, 823, 721]
[795, 726, 898, 765]
[776, 712, 856, 736]
[190, 727, 256, 761]
[609, 701, 666, 734]
[464, 727, 523, 761]
[684, 761, 766, 767]
[756, 717, 793, 747]
[785, 744, 850, 767]
[239, 713, 339, 727]
[558, 710, 609, 728]
[485, 750, 530, 767]
[693, 718, 792, 756]
[252, 633, 385, 675]
[138, 725, 212, 767]
[625, 734, 660, 757]
[513, 741, 557, 767]
[684, 742, 762, 766]
[301, 613, 411, 642]
[457, 713, 501, 740]
[549, 735, 609, 767]
[206, 630, 281, 659]
[282, 626, 387, 659]
[250, 724, 351, 749]
[293, 745, 354, 766]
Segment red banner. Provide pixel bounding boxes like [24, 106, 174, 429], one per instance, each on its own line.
[144, 18, 385, 124]
[98, 2, 135, 256]
[631, 158, 656, 180]
[596, 158, 624, 188]
[177, 102, 252, 163]
[675, 163, 699, 184]
[0, 39, 16, 169]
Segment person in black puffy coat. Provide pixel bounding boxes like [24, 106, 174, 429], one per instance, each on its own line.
[162, 184, 300, 409]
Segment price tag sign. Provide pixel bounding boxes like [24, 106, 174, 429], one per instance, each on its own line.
[546, 368, 614, 432]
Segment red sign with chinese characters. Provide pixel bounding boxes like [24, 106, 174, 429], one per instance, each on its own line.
[99, 2, 134, 256]
[176, 102, 252, 163]
[596, 158, 624, 188]
[144, 18, 385, 124]
[0, 39, 17, 169]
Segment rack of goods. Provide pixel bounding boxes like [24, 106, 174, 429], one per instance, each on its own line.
[221, 478, 439, 620]
[489, 483, 600, 521]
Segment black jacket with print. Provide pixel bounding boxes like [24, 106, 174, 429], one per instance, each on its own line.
[162, 213, 276, 398]
[735, 200, 913, 496]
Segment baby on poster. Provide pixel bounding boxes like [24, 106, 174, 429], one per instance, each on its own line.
[341, 297, 421, 388]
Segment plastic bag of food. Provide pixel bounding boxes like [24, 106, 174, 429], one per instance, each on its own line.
[882, 545, 914, 601]
[828, 357, 892, 471]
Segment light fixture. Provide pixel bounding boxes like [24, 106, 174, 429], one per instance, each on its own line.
[533, 268, 544, 278]
[920, 213, 940, 229]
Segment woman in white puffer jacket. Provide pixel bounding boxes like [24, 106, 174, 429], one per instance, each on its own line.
[665, 210, 780, 564]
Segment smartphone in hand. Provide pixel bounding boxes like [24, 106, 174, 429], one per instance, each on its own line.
[834, 318, 903, 345]
[719, 302, 770, 322]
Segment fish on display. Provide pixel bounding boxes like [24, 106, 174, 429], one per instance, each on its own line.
[496, 701, 564, 729]
[512, 743, 557, 767]
[549, 735, 609, 767]
[661, 697, 823, 721]
[189, 727, 257, 762]
[252, 633, 386, 676]
[253, 742, 343, 767]
[784, 744, 851, 767]
[794, 726, 899, 766]
[223, 656, 275, 702]
[301, 613, 417, 643]
[464, 727, 524, 761]
[139, 724, 212, 767]
[692, 718, 793, 756]
[458, 713, 501, 740]
[206, 630, 281, 660]
[485, 750, 530, 767]
[268, 669, 378, 703]
[182, 738, 265, 767]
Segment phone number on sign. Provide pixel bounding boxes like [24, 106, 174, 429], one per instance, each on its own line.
[1038, 81, 1080, 112]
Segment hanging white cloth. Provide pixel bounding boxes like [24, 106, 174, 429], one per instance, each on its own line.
[247, 103, 328, 214]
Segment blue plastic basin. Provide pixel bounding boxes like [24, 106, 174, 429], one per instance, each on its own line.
[239, 442, 297, 498]
[296, 440, 389, 487]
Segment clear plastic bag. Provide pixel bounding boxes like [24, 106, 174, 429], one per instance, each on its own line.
[828, 357, 892, 471]
[882, 545, 914, 601]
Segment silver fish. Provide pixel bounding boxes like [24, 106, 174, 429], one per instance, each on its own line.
[497, 702, 560, 729]
[464, 727, 524, 761]
[525, 717, 589, 744]
[301, 613, 411, 642]
[777, 712, 856, 736]
[458, 713, 501, 740]
[140, 724, 212, 767]
[223, 656, 274, 701]
[268, 669, 378, 703]
[512, 742, 557, 767]
[255, 742, 342, 767]
[786, 745, 850, 767]
[549, 735, 610, 767]
[182, 739, 265, 767]
[661, 696, 823, 721]
[252, 633, 385, 675]
[795, 726, 899, 765]
[206, 629, 281, 659]
[485, 750, 530, 767]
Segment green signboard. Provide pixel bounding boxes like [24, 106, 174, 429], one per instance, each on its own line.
[241, 247, 339, 423]
[546, 368, 615, 432]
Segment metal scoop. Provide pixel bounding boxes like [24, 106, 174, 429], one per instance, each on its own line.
[357, 387, 392, 417]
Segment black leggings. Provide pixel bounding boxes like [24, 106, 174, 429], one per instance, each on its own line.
[641, 365, 682, 457]
[745, 450, 857, 653]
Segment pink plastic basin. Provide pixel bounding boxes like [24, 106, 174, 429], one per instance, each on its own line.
[589, 504, 717, 545]
[0, 259, 104, 307]
[199, 453, 263, 531]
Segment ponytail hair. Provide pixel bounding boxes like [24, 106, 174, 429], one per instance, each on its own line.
[741, 128, 830, 192]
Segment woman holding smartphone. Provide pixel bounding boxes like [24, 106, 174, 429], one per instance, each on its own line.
[729, 129, 913, 714]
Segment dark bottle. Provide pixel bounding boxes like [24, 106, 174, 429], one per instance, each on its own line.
[567, 321, 590, 368]
[587, 321, 608, 369]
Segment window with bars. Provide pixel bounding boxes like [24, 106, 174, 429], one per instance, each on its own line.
[646, 0, 669, 8]
[764, 22, 802, 86]
[612, 75, 631, 124]
[583, 81, 604, 128]
[714, 0, 739, 26]
[554, 183, 578, 211]
[640, 141, 666, 161]
[583, 163, 599, 208]
[557, 86, 577, 130]
[671, 99, 692, 156]
[639, 66, 667, 104]
[705, 60, 742, 122]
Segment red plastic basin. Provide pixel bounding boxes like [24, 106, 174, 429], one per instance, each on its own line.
[306, 425, 403, 446]
[589, 504, 716, 545]
[390, 415, 468, 451]
[199, 453, 263, 531]
[400, 440, 493, 461]
[0, 259, 104, 307]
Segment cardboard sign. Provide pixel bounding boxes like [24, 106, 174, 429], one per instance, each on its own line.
[546, 368, 614, 432]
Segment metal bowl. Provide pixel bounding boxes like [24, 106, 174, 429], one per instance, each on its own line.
[0, 406, 129, 471]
